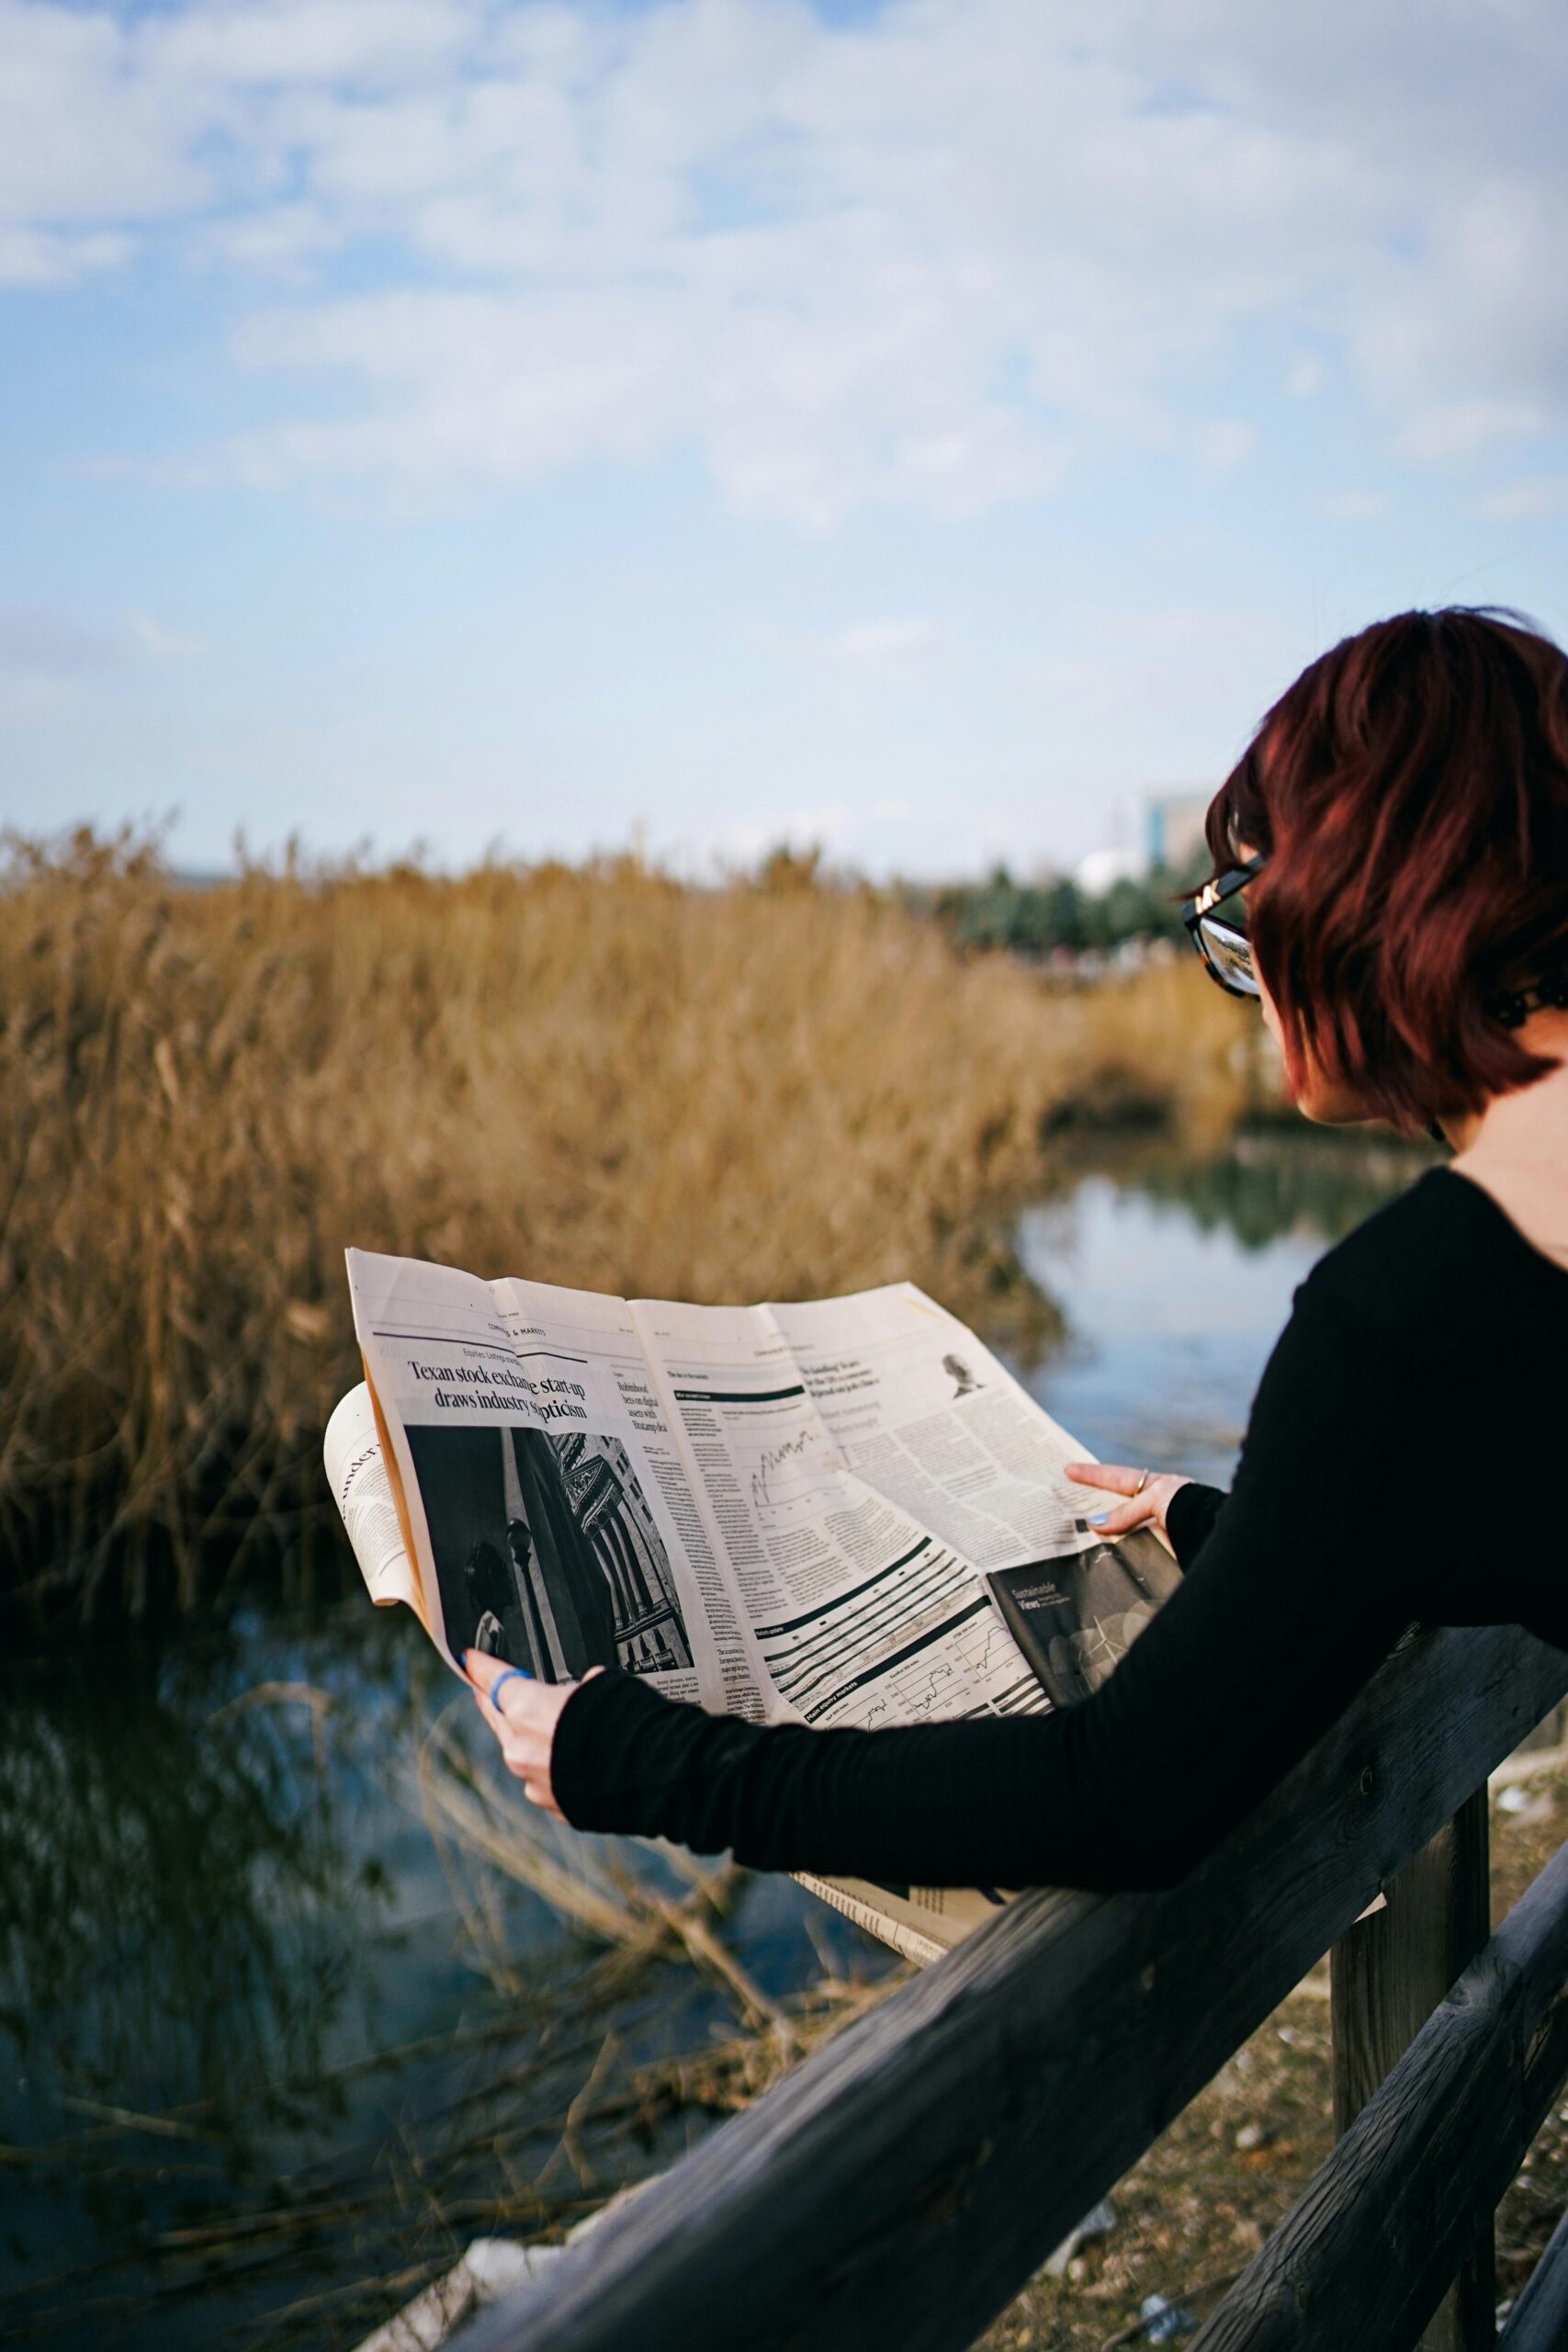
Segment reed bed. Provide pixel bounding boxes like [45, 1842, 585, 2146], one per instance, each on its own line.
[0, 831, 1263, 1617]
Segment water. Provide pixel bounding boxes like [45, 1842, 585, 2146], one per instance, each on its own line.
[0, 1125, 1430, 2351]
[0, 1620, 841, 2350]
[1018, 1125, 1433, 1483]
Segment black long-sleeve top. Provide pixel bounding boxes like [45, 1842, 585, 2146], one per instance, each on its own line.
[553, 1170, 1568, 1892]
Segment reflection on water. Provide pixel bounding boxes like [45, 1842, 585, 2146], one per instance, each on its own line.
[1, 1124, 1430, 2350]
[1, 1619, 474, 2346]
[5, 1626, 410, 2120]
[0, 1616, 852, 2350]
[1128, 1125, 1437, 1253]
[1016, 1125, 1434, 1487]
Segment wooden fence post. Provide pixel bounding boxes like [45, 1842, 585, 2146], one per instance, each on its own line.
[1330, 1786, 1494, 2352]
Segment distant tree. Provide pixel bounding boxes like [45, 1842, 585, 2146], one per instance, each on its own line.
[917, 851, 1207, 959]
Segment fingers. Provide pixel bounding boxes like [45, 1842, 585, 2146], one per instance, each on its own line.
[461, 1651, 569, 1815]
[461, 1647, 524, 1701]
[461, 1648, 538, 1728]
[1082, 1496, 1157, 1537]
[1078, 1471, 1190, 1544]
[468, 1672, 544, 1741]
[1066, 1461, 1151, 1498]
[470, 1676, 524, 1734]
[471, 1685, 556, 1798]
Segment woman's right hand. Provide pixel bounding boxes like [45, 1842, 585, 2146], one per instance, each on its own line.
[1065, 1461, 1190, 1544]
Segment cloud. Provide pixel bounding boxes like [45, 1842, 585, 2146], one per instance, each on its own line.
[1324, 490, 1393, 521]
[1473, 476, 1568, 520]
[1399, 401, 1544, 461]
[830, 618, 947, 662]
[0, 605, 206, 676]
[129, 613, 207, 658]
[1024, 603, 1291, 724]
[1195, 419, 1257, 474]
[3, 0, 1568, 518]
[1130, 605, 1279, 651]
[0, 605, 118, 676]
[0, 224, 128, 285]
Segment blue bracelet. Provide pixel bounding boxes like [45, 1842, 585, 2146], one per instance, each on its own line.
[490, 1667, 533, 1713]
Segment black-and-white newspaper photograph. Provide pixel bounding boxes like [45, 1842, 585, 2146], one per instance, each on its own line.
[404, 1421, 692, 1683]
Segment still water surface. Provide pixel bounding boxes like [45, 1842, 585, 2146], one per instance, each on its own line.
[0, 1128, 1428, 2351]
[1024, 1127, 1433, 1484]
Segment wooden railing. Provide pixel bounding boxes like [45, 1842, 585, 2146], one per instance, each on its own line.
[456, 1626, 1568, 2352]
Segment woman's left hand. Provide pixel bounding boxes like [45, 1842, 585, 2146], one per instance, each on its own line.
[462, 1650, 597, 1818]
[1065, 1460, 1190, 1545]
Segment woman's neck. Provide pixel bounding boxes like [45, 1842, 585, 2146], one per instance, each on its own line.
[1450, 1011, 1568, 1266]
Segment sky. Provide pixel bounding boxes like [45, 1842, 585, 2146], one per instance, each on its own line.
[4, 0, 1568, 880]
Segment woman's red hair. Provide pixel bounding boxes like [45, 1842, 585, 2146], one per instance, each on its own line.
[1208, 607, 1568, 1135]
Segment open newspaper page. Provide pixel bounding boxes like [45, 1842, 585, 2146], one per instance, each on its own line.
[770, 1281, 1103, 1571]
[344, 1249, 755, 1714]
[626, 1296, 1044, 1734]
[770, 1281, 1181, 1713]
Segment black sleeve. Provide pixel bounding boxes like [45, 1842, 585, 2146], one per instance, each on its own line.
[1166, 1480, 1226, 1566]
[553, 1266, 1449, 1893]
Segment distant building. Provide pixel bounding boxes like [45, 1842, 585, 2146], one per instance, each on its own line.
[1144, 789, 1212, 875]
[1073, 788, 1213, 898]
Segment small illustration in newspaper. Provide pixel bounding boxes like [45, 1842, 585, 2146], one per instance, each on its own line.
[987, 1535, 1174, 1708]
[403, 1421, 693, 1681]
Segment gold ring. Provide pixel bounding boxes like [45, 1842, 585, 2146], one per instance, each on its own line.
[1132, 1469, 1150, 1497]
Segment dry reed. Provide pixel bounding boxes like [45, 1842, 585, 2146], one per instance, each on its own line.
[0, 830, 1263, 1615]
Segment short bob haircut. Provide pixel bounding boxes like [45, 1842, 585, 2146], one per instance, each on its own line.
[1207, 606, 1568, 1136]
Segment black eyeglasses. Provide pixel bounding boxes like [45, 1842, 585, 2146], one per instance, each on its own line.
[1182, 854, 1268, 998]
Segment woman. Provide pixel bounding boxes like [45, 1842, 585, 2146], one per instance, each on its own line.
[465, 607, 1568, 1894]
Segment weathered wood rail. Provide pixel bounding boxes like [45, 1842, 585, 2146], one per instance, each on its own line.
[456, 1627, 1568, 2352]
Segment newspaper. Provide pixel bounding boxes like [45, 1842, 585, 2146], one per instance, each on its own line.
[326, 1252, 1179, 1962]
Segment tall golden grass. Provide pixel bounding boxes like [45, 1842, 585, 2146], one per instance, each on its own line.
[0, 831, 1264, 1616]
